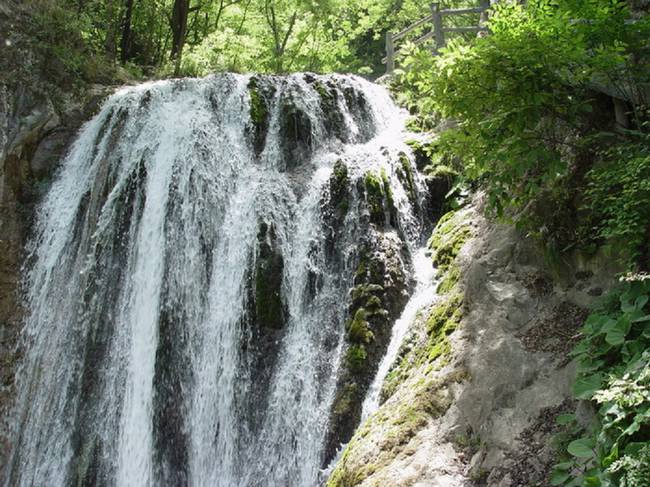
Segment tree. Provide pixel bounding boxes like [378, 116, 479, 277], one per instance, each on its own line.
[120, 0, 135, 62]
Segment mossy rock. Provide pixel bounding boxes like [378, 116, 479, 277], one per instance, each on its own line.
[424, 291, 463, 363]
[353, 248, 386, 286]
[312, 80, 347, 140]
[346, 344, 368, 373]
[346, 308, 374, 344]
[395, 152, 418, 206]
[280, 94, 313, 168]
[247, 76, 275, 155]
[437, 262, 461, 295]
[333, 382, 360, 417]
[330, 160, 350, 216]
[361, 169, 396, 227]
[253, 222, 286, 330]
[380, 291, 463, 401]
[350, 283, 384, 310]
[428, 210, 472, 273]
[324, 235, 410, 466]
[405, 138, 436, 171]
[327, 371, 464, 487]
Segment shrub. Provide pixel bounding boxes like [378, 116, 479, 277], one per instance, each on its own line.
[553, 278, 650, 486]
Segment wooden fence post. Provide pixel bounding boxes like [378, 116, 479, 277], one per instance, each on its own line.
[386, 31, 395, 74]
[431, 3, 445, 54]
[479, 0, 490, 28]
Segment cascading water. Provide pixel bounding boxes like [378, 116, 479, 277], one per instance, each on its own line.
[4, 73, 433, 487]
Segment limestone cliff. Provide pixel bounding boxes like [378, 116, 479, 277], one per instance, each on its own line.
[327, 196, 619, 486]
[0, 3, 114, 465]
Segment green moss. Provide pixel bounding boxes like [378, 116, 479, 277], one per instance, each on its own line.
[380, 168, 394, 210]
[346, 344, 368, 372]
[396, 152, 417, 204]
[330, 160, 350, 214]
[436, 262, 460, 295]
[353, 248, 384, 285]
[346, 308, 374, 344]
[381, 291, 463, 400]
[351, 282, 384, 302]
[327, 372, 464, 487]
[428, 210, 472, 272]
[364, 295, 382, 311]
[364, 170, 385, 224]
[361, 168, 397, 226]
[424, 292, 462, 363]
[248, 77, 267, 127]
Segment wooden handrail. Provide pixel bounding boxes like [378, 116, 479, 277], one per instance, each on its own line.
[383, 1, 491, 72]
[443, 26, 486, 33]
[440, 6, 486, 15]
[393, 15, 434, 41]
[381, 31, 435, 64]
[392, 5, 487, 42]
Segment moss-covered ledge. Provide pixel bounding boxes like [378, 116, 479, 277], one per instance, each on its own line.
[326, 206, 477, 487]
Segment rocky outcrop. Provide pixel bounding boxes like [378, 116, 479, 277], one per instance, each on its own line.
[323, 163, 415, 466]
[0, 81, 112, 469]
[327, 196, 619, 486]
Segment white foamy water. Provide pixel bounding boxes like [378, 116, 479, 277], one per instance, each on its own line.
[5, 73, 434, 487]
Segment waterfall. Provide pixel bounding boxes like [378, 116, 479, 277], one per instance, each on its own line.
[5, 73, 431, 487]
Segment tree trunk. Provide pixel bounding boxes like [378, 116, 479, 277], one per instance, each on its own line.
[104, 0, 119, 60]
[120, 0, 135, 63]
[170, 0, 190, 73]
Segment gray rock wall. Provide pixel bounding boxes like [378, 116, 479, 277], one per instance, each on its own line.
[0, 81, 112, 470]
[328, 196, 620, 487]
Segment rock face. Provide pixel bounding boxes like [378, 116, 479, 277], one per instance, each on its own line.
[327, 196, 619, 486]
[322, 161, 415, 465]
[0, 81, 112, 470]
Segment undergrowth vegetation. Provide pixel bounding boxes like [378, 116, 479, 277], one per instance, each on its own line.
[552, 277, 650, 486]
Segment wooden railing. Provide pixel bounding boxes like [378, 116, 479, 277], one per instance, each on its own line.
[383, 1, 490, 73]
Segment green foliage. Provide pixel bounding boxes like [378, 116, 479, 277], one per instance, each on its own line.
[28, 1, 118, 86]
[23, 0, 489, 84]
[393, 0, 650, 266]
[582, 133, 650, 264]
[347, 308, 374, 344]
[553, 278, 650, 486]
[346, 344, 368, 372]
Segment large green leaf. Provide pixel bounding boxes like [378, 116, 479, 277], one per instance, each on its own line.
[550, 470, 571, 486]
[574, 373, 603, 400]
[568, 438, 595, 458]
[556, 413, 576, 425]
[605, 316, 631, 346]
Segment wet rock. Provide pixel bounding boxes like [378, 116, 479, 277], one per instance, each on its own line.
[0, 81, 113, 469]
[324, 231, 411, 466]
[359, 169, 397, 228]
[247, 76, 276, 156]
[253, 222, 287, 331]
[280, 94, 313, 170]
